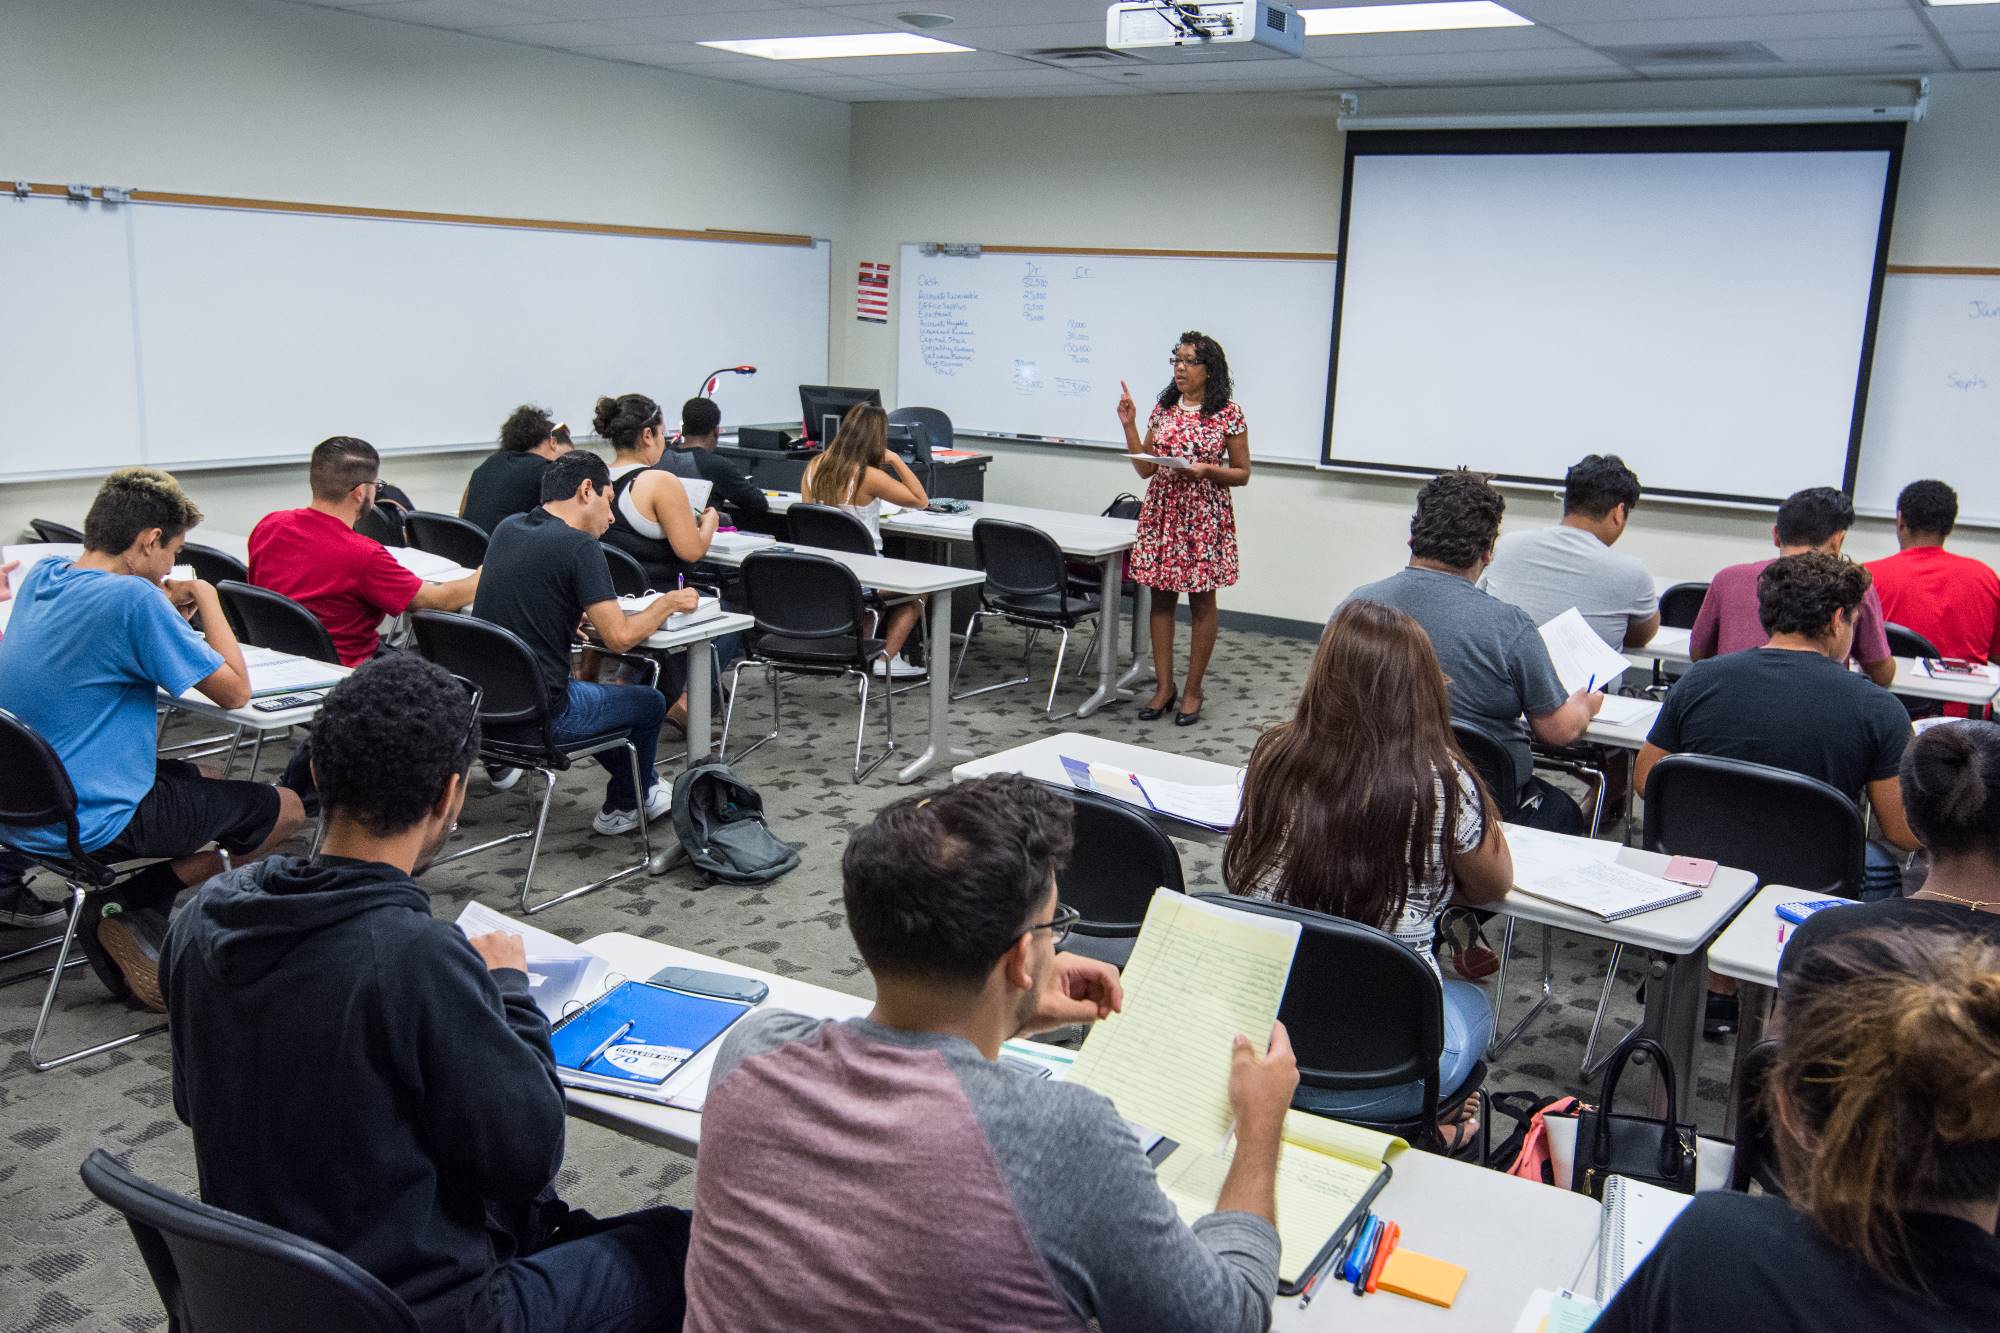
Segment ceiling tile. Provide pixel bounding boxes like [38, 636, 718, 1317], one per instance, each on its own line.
[877, 62, 1122, 90]
[758, 48, 1054, 74]
[1510, 0, 1911, 20]
[603, 8, 893, 41]
[458, 19, 639, 47]
[1326, 45, 1630, 76]
[1927, 5, 2000, 35]
[1084, 60, 1351, 87]
[1937, 31, 2000, 58]
[486, 0, 797, 18]
[1303, 27, 1585, 57]
[1757, 33, 1948, 60]
[1548, 10, 1927, 45]
[821, 0, 1104, 27]
[341, 0, 545, 26]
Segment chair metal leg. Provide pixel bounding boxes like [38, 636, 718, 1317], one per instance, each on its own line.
[1579, 944, 1627, 1079]
[951, 611, 1038, 702]
[1489, 920, 1556, 1057]
[520, 743, 654, 915]
[28, 884, 167, 1072]
[852, 658, 898, 783]
[720, 659, 782, 766]
[1045, 625, 1073, 716]
[0, 932, 85, 987]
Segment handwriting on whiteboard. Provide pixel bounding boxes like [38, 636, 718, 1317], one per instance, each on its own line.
[1971, 300, 2000, 320]
[916, 274, 976, 376]
[1948, 373, 1989, 392]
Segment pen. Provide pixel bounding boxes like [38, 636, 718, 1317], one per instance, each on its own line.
[1342, 1215, 1380, 1285]
[676, 573, 685, 592]
[1364, 1220, 1399, 1294]
[580, 1019, 634, 1071]
[1296, 1235, 1350, 1310]
[1127, 773, 1161, 812]
[1585, 674, 1597, 693]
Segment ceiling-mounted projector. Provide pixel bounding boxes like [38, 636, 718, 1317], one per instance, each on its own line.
[1106, 2, 1306, 61]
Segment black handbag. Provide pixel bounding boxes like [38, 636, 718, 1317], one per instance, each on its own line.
[1571, 1031, 1697, 1200]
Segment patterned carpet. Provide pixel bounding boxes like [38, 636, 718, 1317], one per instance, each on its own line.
[0, 622, 1732, 1332]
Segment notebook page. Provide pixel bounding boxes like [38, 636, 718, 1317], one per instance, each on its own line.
[1513, 859, 1693, 920]
[1538, 607, 1634, 696]
[1070, 890, 1299, 1153]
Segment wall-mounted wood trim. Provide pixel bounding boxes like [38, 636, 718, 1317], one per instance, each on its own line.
[971, 243, 1337, 261]
[7, 181, 815, 247]
[1886, 264, 2000, 276]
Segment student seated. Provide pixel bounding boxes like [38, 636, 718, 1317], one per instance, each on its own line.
[251, 435, 479, 667]
[1226, 600, 1509, 1150]
[0, 469, 305, 1007]
[1690, 485, 1895, 686]
[474, 451, 695, 833]
[1341, 470, 1603, 834]
[161, 654, 689, 1332]
[682, 774, 1294, 1332]
[800, 403, 931, 679]
[596, 391, 717, 589]
[1781, 719, 2000, 979]
[0, 555, 65, 931]
[1638, 552, 1917, 907]
[667, 395, 767, 517]
[460, 403, 573, 535]
[1866, 478, 2000, 665]
[1484, 453, 1658, 651]
[1593, 925, 2000, 1333]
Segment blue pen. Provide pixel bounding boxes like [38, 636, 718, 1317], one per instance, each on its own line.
[1341, 1215, 1379, 1284]
[1585, 674, 1597, 693]
[1350, 1217, 1385, 1295]
[1127, 773, 1161, 812]
[676, 573, 685, 592]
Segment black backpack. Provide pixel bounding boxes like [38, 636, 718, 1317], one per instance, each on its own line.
[669, 762, 800, 884]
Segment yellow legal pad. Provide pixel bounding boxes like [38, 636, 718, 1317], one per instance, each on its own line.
[1379, 1249, 1467, 1307]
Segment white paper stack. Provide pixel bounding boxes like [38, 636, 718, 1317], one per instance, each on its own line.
[454, 901, 612, 1023]
[389, 547, 476, 582]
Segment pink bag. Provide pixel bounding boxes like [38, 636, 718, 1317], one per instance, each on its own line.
[1505, 1096, 1581, 1185]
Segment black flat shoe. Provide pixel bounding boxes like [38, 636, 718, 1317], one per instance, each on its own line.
[1137, 691, 1178, 722]
[1174, 704, 1202, 727]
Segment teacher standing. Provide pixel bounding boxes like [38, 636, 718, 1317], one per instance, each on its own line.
[1116, 330, 1251, 727]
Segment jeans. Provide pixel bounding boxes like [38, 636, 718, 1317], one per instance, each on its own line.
[1861, 839, 1905, 901]
[1294, 978, 1493, 1122]
[549, 681, 664, 812]
[466, 1205, 690, 1333]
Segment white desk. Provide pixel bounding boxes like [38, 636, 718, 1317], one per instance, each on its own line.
[1582, 697, 1660, 751]
[697, 540, 988, 782]
[187, 527, 250, 563]
[1502, 826, 1760, 1117]
[561, 932, 875, 1155]
[766, 493, 1146, 718]
[628, 610, 754, 768]
[1625, 626, 2000, 709]
[162, 660, 353, 778]
[953, 731, 1243, 845]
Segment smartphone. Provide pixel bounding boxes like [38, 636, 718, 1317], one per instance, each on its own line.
[252, 693, 323, 712]
[648, 966, 769, 1005]
[1927, 657, 1982, 676]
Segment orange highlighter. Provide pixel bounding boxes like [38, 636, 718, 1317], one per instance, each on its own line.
[1364, 1221, 1401, 1293]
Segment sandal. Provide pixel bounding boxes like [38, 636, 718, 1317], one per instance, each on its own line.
[1435, 1092, 1483, 1156]
[1441, 909, 1500, 981]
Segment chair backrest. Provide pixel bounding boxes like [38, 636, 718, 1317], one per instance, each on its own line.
[1657, 581, 1709, 630]
[180, 542, 249, 587]
[354, 504, 404, 547]
[1197, 893, 1444, 1101]
[217, 581, 341, 665]
[787, 502, 878, 556]
[0, 708, 109, 877]
[408, 611, 553, 738]
[972, 519, 1066, 603]
[79, 1149, 421, 1333]
[600, 542, 651, 599]
[1884, 621, 1940, 660]
[740, 551, 870, 665]
[30, 517, 84, 544]
[1726, 1036, 1787, 1196]
[886, 406, 950, 462]
[1450, 721, 1519, 816]
[1641, 752, 1866, 897]
[401, 511, 489, 568]
[1055, 787, 1185, 937]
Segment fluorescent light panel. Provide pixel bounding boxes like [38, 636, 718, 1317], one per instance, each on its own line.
[1301, 2, 1533, 36]
[1924, 0, 2000, 7]
[698, 32, 972, 60]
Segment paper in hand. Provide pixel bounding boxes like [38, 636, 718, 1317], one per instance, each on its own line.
[1537, 608, 1632, 696]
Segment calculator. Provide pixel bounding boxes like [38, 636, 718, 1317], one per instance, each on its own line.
[252, 693, 323, 712]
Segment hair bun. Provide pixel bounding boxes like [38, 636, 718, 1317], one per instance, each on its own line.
[592, 396, 620, 438]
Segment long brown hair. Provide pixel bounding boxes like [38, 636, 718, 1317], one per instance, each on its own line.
[803, 403, 888, 508]
[1223, 600, 1490, 928]
[1771, 927, 2000, 1292]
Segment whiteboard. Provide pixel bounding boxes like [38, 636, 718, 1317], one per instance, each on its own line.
[895, 245, 1334, 461]
[1856, 272, 2000, 526]
[0, 196, 142, 477]
[0, 193, 829, 480]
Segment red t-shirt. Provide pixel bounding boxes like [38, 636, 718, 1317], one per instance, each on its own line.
[248, 508, 422, 666]
[1867, 545, 2000, 664]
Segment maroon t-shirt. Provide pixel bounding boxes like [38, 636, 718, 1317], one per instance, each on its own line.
[1689, 558, 1890, 665]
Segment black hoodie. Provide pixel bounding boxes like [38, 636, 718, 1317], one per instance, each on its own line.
[160, 855, 567, 1331]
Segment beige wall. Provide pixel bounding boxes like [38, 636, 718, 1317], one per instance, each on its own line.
[842, 72, 2000, 626]
[0, 0, 849, 541]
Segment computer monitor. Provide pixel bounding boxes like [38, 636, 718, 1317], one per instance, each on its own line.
[799, 384, 882, 444]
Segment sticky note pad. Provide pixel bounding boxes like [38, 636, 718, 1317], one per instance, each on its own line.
[1377, 1249, 1466, 1308]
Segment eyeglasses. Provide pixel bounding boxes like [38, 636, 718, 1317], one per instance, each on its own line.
[1017, 903, 1080, 949]
[1169, 356, 1202, 369]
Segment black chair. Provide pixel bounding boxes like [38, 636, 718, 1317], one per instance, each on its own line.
[216, 581, 340, 665]
[411, 611, 659, 914]
[28, 518, 83, 544]
[720, 551, 895, 782]
[0, 710, 167, 1071]
[953, 519, 1101, 717]
[402, 511, 489, 569]
[1726, 1036, 1786, 1197]
[354, 504, 404, 547]
[886, 405, 949, 463]
[180, 542, 248, 587]
[79, 1149, 420, 1333]
[1658, 582, 1708, 630]
[1198, 893, 1486, 1158]
[1884, 621, 1940, 660]
[1642, 753, 1866, 897]
[787, 502, 877, 556]
[601, 543, 652, 600]
[1052, 787, 1185, 972]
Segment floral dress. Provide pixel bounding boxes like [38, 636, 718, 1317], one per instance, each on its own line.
[1127, 400, 1244, 593]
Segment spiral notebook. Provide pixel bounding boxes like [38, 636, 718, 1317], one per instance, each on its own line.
[551, 980, 752, 1105]
[1596, 1175, 1693, 1297]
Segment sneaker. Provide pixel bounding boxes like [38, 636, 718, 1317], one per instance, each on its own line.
[1703, 991, 1739, 1038]
[0, 881, 66, 930]
[591, 780, 672, 836]
[871, 654, 925, 680]
[96, 902, 168, 1013]
[486, 765, 522, 792]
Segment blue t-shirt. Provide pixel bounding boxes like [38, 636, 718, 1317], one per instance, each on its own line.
[0, 558, 222, 854]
